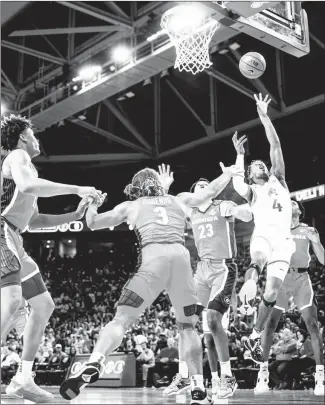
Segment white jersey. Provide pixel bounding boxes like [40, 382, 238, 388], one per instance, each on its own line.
[250, 175, 292, 237]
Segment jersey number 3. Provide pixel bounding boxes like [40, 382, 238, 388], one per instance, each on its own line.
[198, 224, 214, 239]
[154, 207, 169, 225]
[272, 199, 283, 212]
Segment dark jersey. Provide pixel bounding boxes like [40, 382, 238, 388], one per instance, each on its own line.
[291, 223, 313, 268]
[133, 195, 185, 247]
[190, 200, 236, 260]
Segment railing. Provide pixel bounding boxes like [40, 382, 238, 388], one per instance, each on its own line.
[19, 33, 172, 120]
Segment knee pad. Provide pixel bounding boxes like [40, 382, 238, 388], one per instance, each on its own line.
[183, 303, 204, 317]
[118, 288, 144, 308]
[263, 296, 276, 308]
[267, 261, 289, 281]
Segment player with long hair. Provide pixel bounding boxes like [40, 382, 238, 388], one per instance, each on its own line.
[231, 94, 294, 364]
[157, 165, 252, 399]
[255, 199, 324, 395]
[1, 114, 102, 402]
[59, 164, 241, 404]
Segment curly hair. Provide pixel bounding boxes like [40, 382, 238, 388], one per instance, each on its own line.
[1, 114, 33, 151]
[291, 198, 305, 220]
[124, 168, 164, 200]
[190, 178, 210, 193]
[246, 160, 269, 184]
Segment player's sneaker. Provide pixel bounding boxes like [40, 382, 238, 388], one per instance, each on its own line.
[217, 375, 238, 399]
[59, 361, 101, 400]
[314, 370, 324, 396]
[163, 373, 190, 396]
[6, 372, 54, 403]
[245, 336, 264, 364]
[211, 375, 220, 395]
[254, 370, 270, 394]
[190, 388, 213, 404]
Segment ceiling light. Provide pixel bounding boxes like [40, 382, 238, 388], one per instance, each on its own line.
[78, 65, 102, 81]
[112, 46, 132, 63]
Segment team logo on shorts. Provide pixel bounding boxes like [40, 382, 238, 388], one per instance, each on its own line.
[224, 296, 230, 305]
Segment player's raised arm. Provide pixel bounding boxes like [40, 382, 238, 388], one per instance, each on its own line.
[176, 164, 238, 208]
[255, 93, 286, 185]
[86, 198, 130, 230]
[158, 164, 174, 194]
[231, 132, 252, 201]
[307, 227, 325, 265]
[28, 198, 91, 230]
[8, 149, 102, 200]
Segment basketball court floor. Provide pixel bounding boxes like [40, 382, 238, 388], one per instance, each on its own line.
[1, 386, 323, 404]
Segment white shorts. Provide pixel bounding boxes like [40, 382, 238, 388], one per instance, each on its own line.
[250, 229, 294, 281]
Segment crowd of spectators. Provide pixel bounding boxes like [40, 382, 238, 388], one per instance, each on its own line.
[2, 239, 324, 389]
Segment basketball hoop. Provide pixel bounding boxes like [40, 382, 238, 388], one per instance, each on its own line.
[161, 4, 220, 75]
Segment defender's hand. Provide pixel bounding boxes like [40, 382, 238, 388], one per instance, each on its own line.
[75, 197, 91, 219]
[220, 163, 244, 178]
[158, 164, 174, 191]
[89, 193, 107, 208]
[232, 131, 247, 155]
[77, 186, 102, 201]
[254, 93, 271, 116]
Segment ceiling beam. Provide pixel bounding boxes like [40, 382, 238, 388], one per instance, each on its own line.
[104, 2, 130, 20]
[34, 153, 151, 163]
[1, 68, 17, 93]
[2, 40, 66, 65]
[9, 26, 127, 37]
[206, 68, 256, 101]
[158, 94, 324, 159]
[58, 1, 133, 29]
[103, 99, 152, 152]
[70, 119, 152, 156]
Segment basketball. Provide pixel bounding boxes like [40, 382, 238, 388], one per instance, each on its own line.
[239, 52, 266, 79]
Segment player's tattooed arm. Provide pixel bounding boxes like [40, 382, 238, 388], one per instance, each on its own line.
[308, 227, 325, 265]
[28, 198, 91, 230]
[86, 200, 130, 230]
[177, 164, 238, 207]
[255, 93, 286, 186]
[7, 149, 102, 199]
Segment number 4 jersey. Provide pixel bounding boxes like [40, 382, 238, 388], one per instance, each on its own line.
[190, 200, 237, 260]
[133, 195, 186, 248]
[250, 174, 292, 237]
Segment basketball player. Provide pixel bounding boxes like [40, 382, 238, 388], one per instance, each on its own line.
[59, 164, 240, 404]
[255, 199, 324, 395]
[1, 114, 102, 402]
[231, 94, 294, 364]
[158, 165, 252, 398]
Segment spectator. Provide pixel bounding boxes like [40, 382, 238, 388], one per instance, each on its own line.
[150, 338, 179, 386]
[136, 341, 155, 387]
[1, 345, 20, 383]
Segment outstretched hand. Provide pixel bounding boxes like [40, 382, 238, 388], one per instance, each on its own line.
[220, 162, 244, 177]
[254, 93, 271, 116]
[158, 164, 174, 191]
[75, 197, 91, 219]
[87, 192, 107, 208]
[232, 131, 247, 155]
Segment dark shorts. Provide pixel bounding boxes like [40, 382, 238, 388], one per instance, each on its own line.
[117, 243, 198, 323]
[194, 259, 237, 315]
[1, 220, 47, 299]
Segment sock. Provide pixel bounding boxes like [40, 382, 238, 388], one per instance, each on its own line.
[261, 361, 269, 372]
[211, 371, 220, 381]
[316, 365, 324, 374]
[251, 328, 262, 340]
[16, 360, 34, 382]
[191, 374, 205, 391]
[89, 352, 105, 367]
[220, 360, 232, 377]
[179, 361, 189, 379]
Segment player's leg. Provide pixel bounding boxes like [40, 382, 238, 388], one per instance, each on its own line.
[295, 273, 324, 395]
[207, 260, 238, 398]
[168, 246, 210, 405]
[203, 318, 220, 395]
[60, 245, 168, 400]
[6, 255, 54, 403]
[1, 222, 23, 340]
[239, 236, 270, 314]
[3, 300, 28, 342]
[246, 238, 293, 364]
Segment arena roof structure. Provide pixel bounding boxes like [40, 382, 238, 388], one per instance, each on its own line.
[1, 1, 324, 171]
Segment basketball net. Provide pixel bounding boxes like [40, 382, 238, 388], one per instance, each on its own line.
[161, 5, 220, 75]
